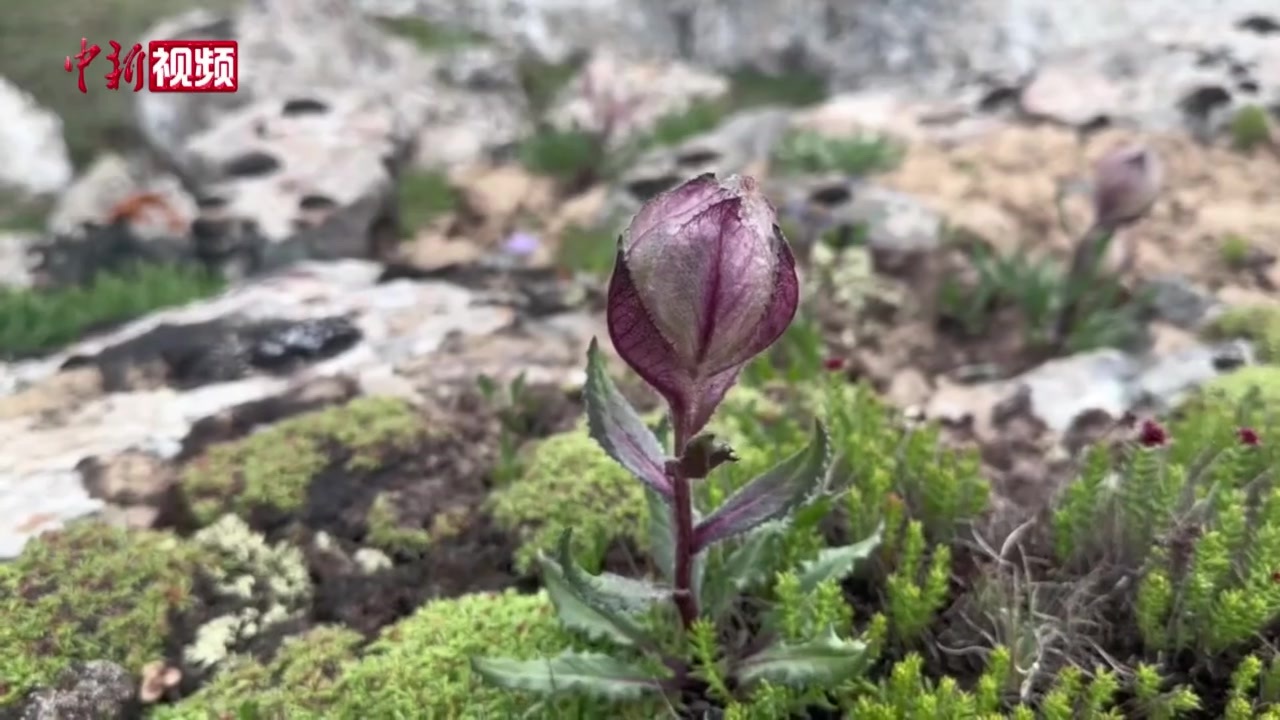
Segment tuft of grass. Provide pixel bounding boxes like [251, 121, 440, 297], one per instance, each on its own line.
[726, 67, 829, 109]
[374, 16, 489, 51]
[396, 170, 458, 239]
[936, 242, 1149, 353]
[0, 261, 225, 359]
[180, 396, 422, 527]
[0, 522, 211, 708]
[1219, 233, 1253, 270]
[770, 129, 903, 176]
[1203, 305, 1280, 363]
[555, 222, 620, 276]
[516, 128, 603, 189]
[1230, 105, 1272, 152]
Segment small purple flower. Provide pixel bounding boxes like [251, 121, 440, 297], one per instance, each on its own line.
[606, 173, 799, 449]
[502, 231, 541, 257]
[1138, 419, 1168, 448]
[1239, 427, 1262, 447]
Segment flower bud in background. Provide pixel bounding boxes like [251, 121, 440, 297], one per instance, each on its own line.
[607, 173, 799, 450]
[1091, 143, 1163, 229]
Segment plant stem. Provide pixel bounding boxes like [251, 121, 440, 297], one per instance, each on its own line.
[671, 422, 699, 632]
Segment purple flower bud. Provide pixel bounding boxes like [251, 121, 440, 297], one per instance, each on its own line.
[1091, 143, 1163, 229]
[607, 173, 799, 449]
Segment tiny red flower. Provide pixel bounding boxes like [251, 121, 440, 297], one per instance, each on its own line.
[1239, 427, 1261, 447]
[823, 356, 845, 371]
[1138, 419, 1168, 448]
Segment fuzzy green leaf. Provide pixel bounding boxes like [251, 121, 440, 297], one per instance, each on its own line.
[471, 652, 667, 699]
[694, 421, 831, 550]
[537, 530, 660, 646]
[734, 628, 869, 688]
[584, 338, 671, 497]
[796, 524, 883, 594]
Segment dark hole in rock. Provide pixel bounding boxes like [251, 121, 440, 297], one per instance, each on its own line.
[281, 98, 330, 116]
[195, 195, 229, 210]
[1080, 115, 1113, 135]
[1238, 79, 1260, 94]
[1238, 15, 1280, 34]
[978, 86, 1020, 113]
[298, 194, 339, 211]
[675, 148, 721, 167]
[1213, 348, 1247, 372]
[809, 184, 852, 206]
[1178, 86, 1232, 120]
[67, 316, 362, 392]
[222, 151, 281, 178]
[627, 175, 681, 202]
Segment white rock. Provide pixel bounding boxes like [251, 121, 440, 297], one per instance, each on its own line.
[0, 76, 73, 198]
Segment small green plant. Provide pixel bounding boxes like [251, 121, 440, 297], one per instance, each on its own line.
[477, 371, 535, 485]
[374, 16, 489, 51]
[1220, 233, 1253, 269]
[770, 129, 902, 177]
[396, 169, 457, 238]
[0, 261, 225, 359]
[1230, 105, 1272, 152]
[936, 242, 1148, 353]
[556, 222, 621, 276]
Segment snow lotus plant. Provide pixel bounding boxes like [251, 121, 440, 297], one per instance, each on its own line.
[472, 174, 883, 708]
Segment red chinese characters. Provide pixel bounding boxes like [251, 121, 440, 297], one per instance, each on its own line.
[65, 38, 239, 94]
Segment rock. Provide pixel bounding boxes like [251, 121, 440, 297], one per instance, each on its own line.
[79, 451, 176, 506]
[1140, 274, 1221, 329]
[136, 2, 527, 175]
[0, 231, 40, 290]
[546, 49, 730, 149]
[46, 152, 197, 241]
[0, 259, 599, 558]
[411, 0, 1279, 101]
[181, 93, 403, 278]
[19, 661, 137, 720]
[0, 76, 73, 198]
[1018, 22, 1280, 137]
[1134, 339, 1254, 412]
[613, 108, 791, 215]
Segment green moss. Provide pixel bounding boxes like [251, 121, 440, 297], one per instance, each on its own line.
[0, 522, 209, 707]
[180, 396, 422, 527]
[517, 128, 602, 185]
[375, 17, 489, 51]
[155, 625, 362, 720]
[726, 67, 829, 109]
[1220, 234, 1253, 270]
[490, 427, 646, 573]
[1231, 105, 1272, 152]
[1203, 365, 1280, 406]
[365, 491, 435, 555]
[0, 262, 225, 360]
[1204, 305, 1280, 363]
[334, 589, 657, 719]
[770, 129, 903, 177]
[556, 222, 620, 276]
[397, 170, 457, 238]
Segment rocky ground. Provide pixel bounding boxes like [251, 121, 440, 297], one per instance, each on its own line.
[2, 0, 1280, 718]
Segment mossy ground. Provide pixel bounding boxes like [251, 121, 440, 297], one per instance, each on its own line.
[0, 523, 212, 707]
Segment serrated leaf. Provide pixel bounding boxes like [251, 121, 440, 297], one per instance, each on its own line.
[702, 520, 786, 620]
[538, 531, 659, 647]
[734, 628, 869, 688]
[557, 530, 671, 615]
[693, 421, 831, 550]
[472, 652, 668, 699]
[796, 524, 883, 594]
[584, 338, 671, 497]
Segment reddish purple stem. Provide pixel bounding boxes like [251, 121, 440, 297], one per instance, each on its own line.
[671, 421, 699, 631]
